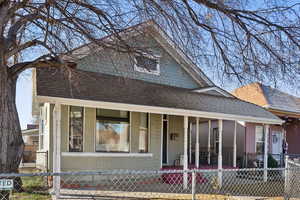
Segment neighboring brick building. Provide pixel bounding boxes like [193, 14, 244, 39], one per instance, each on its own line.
[233, 83, 300, 155]
[21, 124, 39, 165]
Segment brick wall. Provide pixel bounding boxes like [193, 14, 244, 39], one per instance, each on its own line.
[232, 83, 268, 107]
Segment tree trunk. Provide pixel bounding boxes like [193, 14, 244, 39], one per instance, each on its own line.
[0, 68, 24, 199]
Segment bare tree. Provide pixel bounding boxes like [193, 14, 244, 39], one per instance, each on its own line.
[0, 0, 300, 196]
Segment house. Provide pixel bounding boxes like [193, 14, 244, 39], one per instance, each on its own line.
[20, 124, 39, 167]
[32, 21, 282, 178]
[233, 82, 300, 163]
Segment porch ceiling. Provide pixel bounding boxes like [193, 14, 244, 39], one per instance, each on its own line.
[35, 68, 283, 124]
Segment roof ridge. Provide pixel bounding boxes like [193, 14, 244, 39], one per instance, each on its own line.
[261, 84, 300, 100]
[256, 82, 271, 107]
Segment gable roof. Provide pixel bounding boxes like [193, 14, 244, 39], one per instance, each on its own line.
[233, 82, 300, 115]
[35, 68, 282, 124]
[260, 84, 300, 114]
[192, 86, 234, 97]
[64, 20, 215, 89]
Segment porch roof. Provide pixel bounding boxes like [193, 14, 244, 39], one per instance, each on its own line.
[35, 68, 282, 124]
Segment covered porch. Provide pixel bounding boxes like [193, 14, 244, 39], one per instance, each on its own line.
[47, 101, 280, 187]
[34, 67, 283, 194]
[161, 118, 244, 170]
[47, 105, 278, 192]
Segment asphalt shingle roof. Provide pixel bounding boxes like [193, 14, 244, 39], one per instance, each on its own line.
[260, 85, 300, 114]
[36, 68, 280, 121]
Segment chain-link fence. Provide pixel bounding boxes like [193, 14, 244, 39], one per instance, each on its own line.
[285, 159, 300, 199]
[1, 167, 294, 200]
[0, 171, 50, 200]
[57, 168, 285, 199]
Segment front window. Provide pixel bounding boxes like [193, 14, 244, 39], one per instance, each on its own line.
[134, 54, 160, 75]
[69, 106, 84, 152]
[139, 113, 149, 153]
[256, 126, 264, 154]
[96, 109, 130, 152]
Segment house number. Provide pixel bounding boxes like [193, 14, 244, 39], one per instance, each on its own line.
[0, 179, 14, 190]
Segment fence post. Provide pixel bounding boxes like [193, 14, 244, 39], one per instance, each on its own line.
[284, 155, 289, 196]
[192, 170, 196, 200]
[53, 104, 61, 199]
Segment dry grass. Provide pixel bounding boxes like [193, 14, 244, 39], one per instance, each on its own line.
[9, 168, 51, 200]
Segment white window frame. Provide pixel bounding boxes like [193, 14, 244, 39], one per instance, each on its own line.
[94, 109, 131, 153]
[138, 113, 151, 153]
[39, 105, 46, 151]
[68, 106, 85, 152]
[255, 126, 264, 154]
[134, 53, 160, 75]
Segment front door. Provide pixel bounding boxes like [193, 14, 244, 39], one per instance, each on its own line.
[272, 131, 283, 155]
[162, 115, 168, 165]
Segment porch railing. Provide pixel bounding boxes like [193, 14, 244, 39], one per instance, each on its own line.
[193, 147, 234, 166]
[242, 153, 285, 168]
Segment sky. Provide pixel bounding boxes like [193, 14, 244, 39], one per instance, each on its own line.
[16, 0, 300, 130]
[17, 70, 33, 130]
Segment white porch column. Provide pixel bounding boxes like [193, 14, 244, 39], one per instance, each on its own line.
[183, 116, 189, 189]
[264, 124, 270, 182]
[189, 122, 192, 164]
[53, 103, 61, 198]
[207, 120, 211, 165]
[196, 117, 200, 168]
[218, 119, 223, 187]
[233, 121, 237, 168]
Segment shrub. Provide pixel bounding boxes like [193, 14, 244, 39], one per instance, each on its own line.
[268, 154, 278, 168]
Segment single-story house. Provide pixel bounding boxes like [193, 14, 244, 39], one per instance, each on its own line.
[233, 82, 300, 162]
[33, 21, 282, 178]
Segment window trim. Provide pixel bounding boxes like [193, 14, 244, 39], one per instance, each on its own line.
[68, 106, 85, 152]
[133, 53, 160, 75]
[94, 109, 131, 153]
[255, 125, 264, 154]
[39, 106, 46, 151]
[138, 113, 151, 153]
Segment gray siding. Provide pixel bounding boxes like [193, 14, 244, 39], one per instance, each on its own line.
[60, 107, 162, 171]
[167, 115, 184, 165]
[77, 35, 200, 89]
